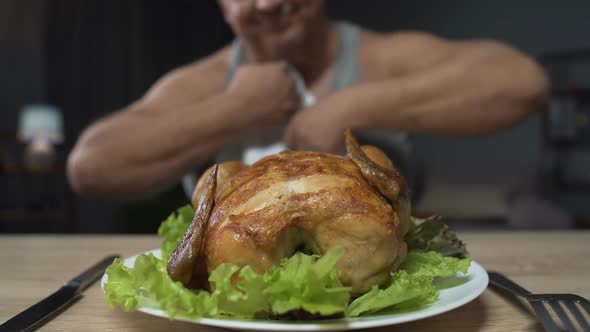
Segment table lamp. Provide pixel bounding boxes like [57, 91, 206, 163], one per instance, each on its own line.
[18, 104, 64, 172]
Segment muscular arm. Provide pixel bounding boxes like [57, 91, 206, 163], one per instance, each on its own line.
[68, 49, 241, 200]
[285, 33, 549, 150]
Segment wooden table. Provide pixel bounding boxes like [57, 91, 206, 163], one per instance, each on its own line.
[1, 232, 589, 331]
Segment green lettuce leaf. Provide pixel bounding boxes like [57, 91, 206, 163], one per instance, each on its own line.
[108, 205, 472, 320]
[104, 257, 142, 312]
[346, 251, 471, 317]
[208, 264, 269, 318]
[405, 216, 468, 258]
[105, 247, 350, 319]
[104, 254, 214, 318]
[400, 251, 471, 278]
[157, 205, 194, 260]
[263, 246, 351, 315]
[346, 271, 437, 317]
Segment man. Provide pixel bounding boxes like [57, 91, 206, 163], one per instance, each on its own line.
[68, 0, 548, 200]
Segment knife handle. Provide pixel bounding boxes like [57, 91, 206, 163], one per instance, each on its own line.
[488, 271, 532, 297]
[70, 254, 120, 291]
[0, 287, 81, 332]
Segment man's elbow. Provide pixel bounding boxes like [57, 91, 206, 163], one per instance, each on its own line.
[469, 40, 548, 102]
[67, 147, 111, 199]
[497, 56, 550, 131]
[67, 144, 128, 199]
[516, 55, 550, 115]
[67, 146, 161, 201]
[485, 40, 550, 114]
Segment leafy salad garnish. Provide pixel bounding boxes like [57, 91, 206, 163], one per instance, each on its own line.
[105, 205, 471, 319]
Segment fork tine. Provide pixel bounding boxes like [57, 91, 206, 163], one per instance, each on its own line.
[549, 301, 577, 332]
[563, 301, 590, 331]
[580, 299, 590, 315]
[530, 300, 560, 332]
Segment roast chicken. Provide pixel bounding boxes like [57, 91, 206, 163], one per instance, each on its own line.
[168, 130, 411, 295]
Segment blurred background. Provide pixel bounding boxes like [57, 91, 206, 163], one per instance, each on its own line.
[1, 0, 590, 233]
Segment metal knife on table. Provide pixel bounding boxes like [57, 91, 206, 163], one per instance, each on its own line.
[0, 254, 120, 332]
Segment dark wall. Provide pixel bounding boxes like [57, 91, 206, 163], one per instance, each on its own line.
[329, 0, 590, 54]
[0, 0, 46, 132]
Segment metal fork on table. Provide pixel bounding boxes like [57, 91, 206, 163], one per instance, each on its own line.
[489, 271, 590, 332]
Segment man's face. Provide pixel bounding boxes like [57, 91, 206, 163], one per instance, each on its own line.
[218, 0, 325, 57]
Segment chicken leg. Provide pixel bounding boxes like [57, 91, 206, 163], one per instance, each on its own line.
[167, 165, 218, 289]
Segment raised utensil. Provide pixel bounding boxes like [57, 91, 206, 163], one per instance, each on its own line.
[0, 255, 120, 332]
[489, 271, 590, 332]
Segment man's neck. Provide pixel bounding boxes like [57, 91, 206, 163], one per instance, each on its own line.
[243, 20, 340, 84]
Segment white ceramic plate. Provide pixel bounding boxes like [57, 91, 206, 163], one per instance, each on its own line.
[101, 249, 488, 331]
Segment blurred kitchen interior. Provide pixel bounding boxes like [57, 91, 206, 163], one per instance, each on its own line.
[1, 0, 590, 233]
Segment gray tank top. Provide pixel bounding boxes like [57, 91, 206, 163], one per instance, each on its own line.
[182, 21, 410, 197]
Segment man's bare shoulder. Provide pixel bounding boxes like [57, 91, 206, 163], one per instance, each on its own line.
[360, 29, 459, 75]
[141, 46, 232, 107]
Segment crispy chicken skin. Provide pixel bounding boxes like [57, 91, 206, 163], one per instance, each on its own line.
[168, 130, 410, 295]
[192, 161, 246, 206]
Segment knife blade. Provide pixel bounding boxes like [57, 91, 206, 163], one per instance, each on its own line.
[0, 254, 120, 332]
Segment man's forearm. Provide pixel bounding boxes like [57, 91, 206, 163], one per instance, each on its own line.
[68, 93, 247, 200]
[338, 41, 549, 136]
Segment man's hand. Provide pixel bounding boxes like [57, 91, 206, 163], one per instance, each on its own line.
[226, 62, 301, 128]
[283, 94, 354, 153]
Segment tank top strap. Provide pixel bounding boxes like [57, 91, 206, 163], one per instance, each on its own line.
[331, 21, 361, 91]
